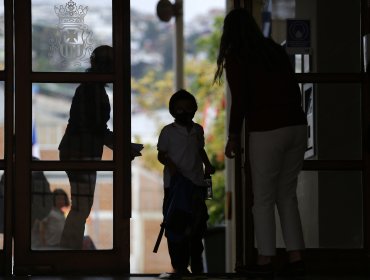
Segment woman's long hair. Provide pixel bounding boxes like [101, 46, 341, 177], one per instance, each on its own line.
[214, 8, 266, 83]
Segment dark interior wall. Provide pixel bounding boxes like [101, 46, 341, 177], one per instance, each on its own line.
[297, 0, 363, 248]
[316, 0, 362, 248]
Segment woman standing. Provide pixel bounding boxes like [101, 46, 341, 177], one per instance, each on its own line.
[215, 8, 307, 277]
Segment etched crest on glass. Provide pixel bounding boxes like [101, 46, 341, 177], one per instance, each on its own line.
[49, 0, 94, 67]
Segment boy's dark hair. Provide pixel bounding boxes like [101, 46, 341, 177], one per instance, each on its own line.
[169, 89, 198, 117]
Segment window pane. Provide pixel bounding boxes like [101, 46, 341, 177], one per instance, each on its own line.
[32, 0, 113, 72]
[32, 83, 113, 161]
[31, 170, 113, 250]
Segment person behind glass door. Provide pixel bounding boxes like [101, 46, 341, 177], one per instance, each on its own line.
[58, 45, 114, 249]
[39, 189, 70, 249]
[214, 8, 308, 277]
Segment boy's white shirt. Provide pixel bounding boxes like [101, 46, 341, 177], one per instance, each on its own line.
[157, 121, 205, 188]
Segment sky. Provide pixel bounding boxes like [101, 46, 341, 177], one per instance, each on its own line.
[131, 0, 226, 23]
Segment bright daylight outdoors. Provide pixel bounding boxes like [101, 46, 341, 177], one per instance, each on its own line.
[130, 0, 226, 273]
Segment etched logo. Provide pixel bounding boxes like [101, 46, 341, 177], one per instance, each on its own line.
[49, 0, 94, 66]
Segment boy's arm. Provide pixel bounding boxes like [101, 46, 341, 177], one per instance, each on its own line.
[158, 151, 178, 175]
[200, 148, 215, 176]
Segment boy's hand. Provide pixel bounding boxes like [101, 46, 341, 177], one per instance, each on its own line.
[205, 164, 216, 176]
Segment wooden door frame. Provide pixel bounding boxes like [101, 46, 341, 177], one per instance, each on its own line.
[0, 0, 15, 276]
[6, 0, 131, 275]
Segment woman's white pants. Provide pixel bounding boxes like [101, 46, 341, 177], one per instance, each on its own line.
[249, 125, 307, 256]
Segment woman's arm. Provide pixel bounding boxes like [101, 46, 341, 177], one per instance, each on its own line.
[225, 55, 246, 136]
[224, 55, 246, 158]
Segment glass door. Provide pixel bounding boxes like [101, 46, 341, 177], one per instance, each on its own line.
[232, 0, 369, 273]
[12, 0, 131, 274]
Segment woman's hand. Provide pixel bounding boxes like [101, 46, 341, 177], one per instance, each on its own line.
[225, 135, 239, 158]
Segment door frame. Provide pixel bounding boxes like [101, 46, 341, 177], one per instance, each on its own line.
[0, 0, 15, 275]
[0, 0, 132, 275]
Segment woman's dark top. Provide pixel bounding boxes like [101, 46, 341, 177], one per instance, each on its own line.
[58, 83, 113, 158]
[225, 38, 307, 134]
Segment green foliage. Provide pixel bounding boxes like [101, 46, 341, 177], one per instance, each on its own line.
[131, 70, 174, 110]
[195, 16, 223, 62]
